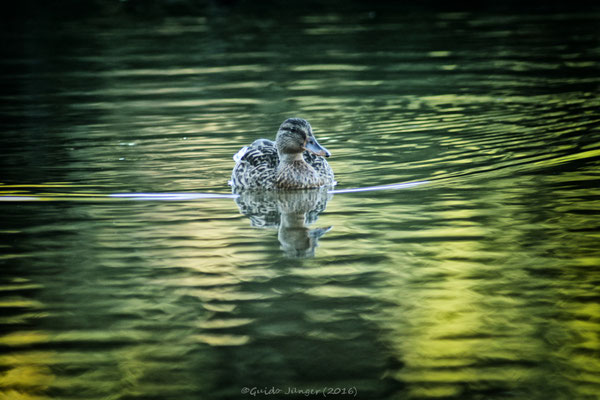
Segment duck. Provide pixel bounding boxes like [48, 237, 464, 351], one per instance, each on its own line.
[230, 118, 335, 190]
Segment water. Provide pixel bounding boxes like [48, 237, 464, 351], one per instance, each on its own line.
[1, 4, 599, 399]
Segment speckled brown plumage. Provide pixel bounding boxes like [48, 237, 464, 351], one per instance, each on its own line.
[230, 118, 335, 191]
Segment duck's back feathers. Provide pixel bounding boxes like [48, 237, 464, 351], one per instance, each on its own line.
[231, 139, 279, 189]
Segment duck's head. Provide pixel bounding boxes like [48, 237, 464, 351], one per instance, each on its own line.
[276, 118, 331, 159]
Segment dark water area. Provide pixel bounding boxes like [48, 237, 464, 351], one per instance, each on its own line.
[1, 3, 599, 400]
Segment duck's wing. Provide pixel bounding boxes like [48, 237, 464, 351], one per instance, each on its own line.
[231, 139, 279, 189]
[243, 139, 278, 166]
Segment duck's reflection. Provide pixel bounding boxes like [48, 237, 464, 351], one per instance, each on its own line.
[234, 189, 332, 258]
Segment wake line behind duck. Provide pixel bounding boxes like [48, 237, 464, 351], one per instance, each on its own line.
[0, 181, 428, 202]
[104, 180, 429, 201]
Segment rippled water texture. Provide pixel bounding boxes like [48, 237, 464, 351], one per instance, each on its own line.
[1, 4, 599, 400]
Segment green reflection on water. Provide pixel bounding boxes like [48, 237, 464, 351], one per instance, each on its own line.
[1, 4, 599, 400]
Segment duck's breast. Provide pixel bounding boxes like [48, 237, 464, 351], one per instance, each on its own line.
[302, 151, 335, 185]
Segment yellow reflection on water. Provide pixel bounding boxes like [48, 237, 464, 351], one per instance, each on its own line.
[0, 332, 48, 347]
[0, 352, 54, 400]
[191, 334, 250, 346]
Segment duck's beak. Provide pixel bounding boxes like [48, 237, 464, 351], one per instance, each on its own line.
[305, 137, 331, 158]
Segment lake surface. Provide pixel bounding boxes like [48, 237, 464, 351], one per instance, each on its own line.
[1, 4, 599, 400]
